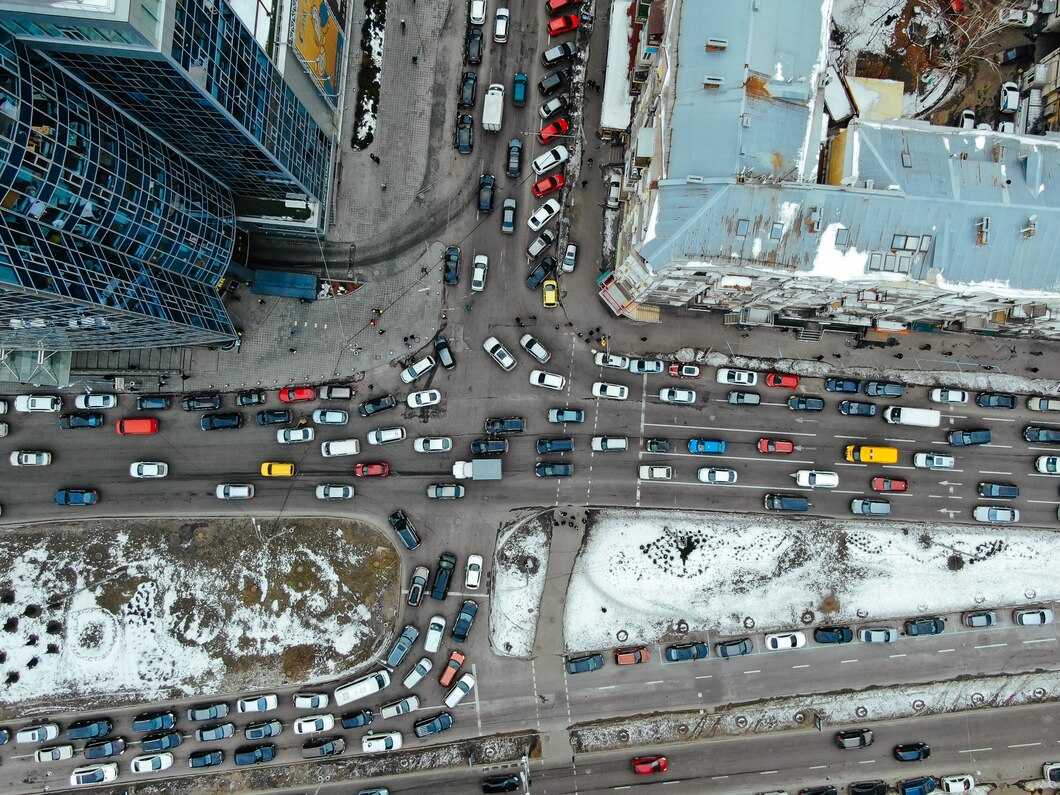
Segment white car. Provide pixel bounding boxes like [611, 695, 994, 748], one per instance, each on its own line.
[427, 483, 465, 499]
[913, 452, 954, 470]
[605, 174, 622, 208]
[413, 436, 453, 453]
[794, 470, 839, 488]
[293, 693, 329, 710]
[361, 731, 403, 754]
[10, 450, 52, 466]
[277, 427, 315, 444]
[367, 426, 406, 445]
[469, 0, 486, 24]
[17, 723, 59, 743]
[400, 355, 436, 384]
[216, 483, 254, 499]
[530, 370, 566, 390]
[592, 382, 628, 400]
[294, 713, 335, 734]
[1014, 608, 1054, 625]
[999, 81, 1020, 114]
[35, 744, 74, 762]
[424, 615, 445, 653]
[765, 631, 806, 651]
[972, 505, 1019, 524]
[562, 243, 577, 273]
[594, 352, 630, 369]
[402, 657, 433, 689]
[527, 198, 562, 232]
[998, 9, 1035, 26]
[471, 254, 488, 292]
[131, 752, 174, 773]
[407, 390, 441, 408]
[493, 6, 509, 42]
[70, 763, 118, 786]
[659, 387, 695, 404]
[591, 436, 628, 451]
[629, 359, 665, 374]
[941, 775, 975, 793]
[465, 553, 483, 589]
[483, 336, 517, 371]
[697, 467, 737, 484]
[531, 145, 570, 175]
[74, 393, 117, 410]
[520, 333, 551, 363]
[858, 627, 897, 643]
[14, 395, 61, 412]
[129, 461, 168, 478]
[639, 465, 672, 480]
[1035, 455, 1060, 474]
[379, 695, 419, 719]
[716, 368, 757, 386]
[443, 672, 476, 708]
[930, 388, 968, 404]
[312, 409, 349, 425]
[237, 693, 279, 713]
[315, 484, 354, 500]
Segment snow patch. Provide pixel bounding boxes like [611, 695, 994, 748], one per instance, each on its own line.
[490, 518, 551, 658]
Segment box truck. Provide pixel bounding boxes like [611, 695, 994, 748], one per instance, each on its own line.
[482, 84, 505, 132]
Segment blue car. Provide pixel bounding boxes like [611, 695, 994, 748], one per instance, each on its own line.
[200, 412, 243, 431]
[566, 653, 604, 674]
[341, 710, 373, 729]
[900, 778, 936, 795]
[68, 719, 113, 740]
[234, 743, 275, 765]
[825, 378, 861, 393]
[788, 396, 825, 411]
[688, 439, 726, 454]
[413, 712, 453, 738]
[132, 712, 175, 733]
[58, 412, 104, 429]
[385, 625, 419, 668]
[894, 742, 931, 762]
[55, 488, 99, 506]
[142, 730, 182, 752]
[451, 600, 479, 643]
[548, 408, 585, 424]
[188, 750, 224, 768]
[665, 642, 709, 662]
[813, 626, 853, 644]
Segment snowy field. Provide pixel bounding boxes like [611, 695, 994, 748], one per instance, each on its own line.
[564, 509, 1060, 652]
[490, 516, 551, 658]
[0, 517, 399, 717]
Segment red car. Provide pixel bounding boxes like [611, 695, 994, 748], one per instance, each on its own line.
[871, 476, 908, 492]
[354, 462, 389, 477]
[757, 438, 794, 454]
[279, 386, 317, 403]
[545, 0, 582, 14]
[614, 646, 649, 665]
[631, 756, 668, 775]
[537, 118, 569, 144]
[668, 363, 700, 379]
[547, 14, 579, 36]
[765, 373, 799, 388]
[439, 650, 466, 687]
[532, 174, 565, 198]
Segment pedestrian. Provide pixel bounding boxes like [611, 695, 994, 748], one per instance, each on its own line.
[581, 180, 588, 188]
[403, 336, 409, 344]
[894, 353, 904, 359]
[1027, 366, 1040, 373]
[400, 18, 406, 31]
[1031, 350, 1043, 356]
[370, 317, 377, 326]
[381, 183, 387, 191]
[528, 315, 537, 321]
[378, 329, 385, 335]
[258, 299, 266, 305]
[587, 158, 593, 167]
[595, 85, 601, 95]
[368, 383, 374, 390]
[515, 316, 521, 325]
[289, 347, 296, 353]
[640, 336, 647, 342]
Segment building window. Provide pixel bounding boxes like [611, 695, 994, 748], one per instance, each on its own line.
[736, 218, 749, 236]
[770, 223, 783, 239]
[835, 228, 849, 247]
[919, 235, 932, 251]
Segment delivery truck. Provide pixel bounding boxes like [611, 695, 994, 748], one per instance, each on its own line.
[482, 84, 505, 132]
[452, 459, 502, 480]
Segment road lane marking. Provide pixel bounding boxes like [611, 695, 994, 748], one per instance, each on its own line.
[885, 438, 916, 444]
[889, 653, 906, 658]
[809, 765, 828, 770]
[840, 659, 858, 664]
[980, 470, 1012, 475]
[596, 685, 615, 690]
[1022, 638, 1055, 644]
[959, 748, 992, 753]
[710, 775, 730, 780]
[858, 760, 876, 764]
[974, 642, 1007, 649]
[792, 664, 809, 669]
[642, 421, 817, 437]
[695, 674, 713, 679]
[1027, 499, 1057, 504]
[835, 435, 868, 440]
[937, 648, 955, 653]
[743, 669, 761, 674]
[1008, 742, 1041, 748]
[980, 417, 1016, 423]
[644, 680, 663, 685]
[760, 771, 779, 775]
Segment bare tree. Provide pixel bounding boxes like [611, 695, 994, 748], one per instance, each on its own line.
[932, 1, 1021, 77]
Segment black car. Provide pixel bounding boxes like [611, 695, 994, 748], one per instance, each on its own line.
[341, 710, 374, 729]
[482, 773, 522, 793]
[255, 409, 292, 426]
[716, 638, 753, 658]
[142, 730, 182, 752]
[825, 378, 861, 393]
[431, 552, 457, 600]
[465, 27, 483, 64]
[865, 381, 904, 397]
[234, 743, 275, 765]
[996, 44, 1035, 64]
[471, 438, 508, 454]
[566, 653, 604, 674]
[647, 438, 670, 453]
[68, 718, 113, 740]
[1024, 426, 1060, 443]
[434, 335, 456, 369]
[801, 788, 837, 795]
[948, 428, 991, 446]
[478, 173, 496, 213]
[358, 394, 396, 417]
[182, 393, 222, 411]
[200, 412, 244, 431]
[894, 742, 930, 762]
[839, 401, 877, 417]
[537, 437, 574, 453]
[789, 396, 825, 411]
[485, 416, 525, 434]
[235, 390, 266, 406]
[764, 493, 809, 511]
[136, 395, 171, 411]
[541, 40, 578, 66]
[977, 392, 1016, 408]
[814, 626, 853, 644]
[458, 71, 477, 107]
[665, 642, 709, 661]
[535, 462, 573, 477]
[451, 599, 479, 643]
[58, 412, 104, 429]
[84, 736, 127, 759]
[455, 114, 474, 154]
[506, 138, 523, 176]
[526, 256, 558, 289]
[388, 510, 422, 551]
[849, 782, 888, 795]
[132, 711, 175, 733]
[977, 481, 1019, 499]
[904, 617, 944, 636]
[302, 736, 346, 758]
[189, 750, 224, 768]
[413, 712, 453, 738]
[443, 247, 460, 286]
[538, 67, 573, 95]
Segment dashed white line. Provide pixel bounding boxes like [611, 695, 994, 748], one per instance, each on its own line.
[858, 759, 877, 765]
[644, 680, 663, 685]
[743, 669, 761, 674]
[695, 674, 713, 679]
[979, 470, 1012, 475]
[792, 664, 810, 669]
[1026, 499, 1057, 505]
[840, 659, 858, 664]
[710, 775, 731, 780]
[959, 748, 992, 754]
[974, 642, 1007, 649]
[1022, 638, 1055, 644]
[809, 765, 828, 770]
[937, 648, 956, 654]
[889, 653, 907, 658]
[1009, 742, 1042, 749]
[760, 771, 779, 776]
[597, 685, 615, 690]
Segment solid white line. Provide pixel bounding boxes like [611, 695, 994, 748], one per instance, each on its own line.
[959, 747, 992, 754]
[975, 642, 1007, 649]
[980, 417, 1016, 423]
[472, 661, 482, 733]
[983, 443, 1013, 449]
[1008, 742, 1042, 748]
[642, 421, 818, 437]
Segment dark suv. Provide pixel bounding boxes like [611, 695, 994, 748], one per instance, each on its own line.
[431, 552, 457, 601]
[443, 247, 460, 286]
[478, 174, 496, 213]
[200, 412, 244, 431]
[1024, 426, 1060, 443]
[472, 438, 509, 455]
[865, 381, 904, 397]
[814, 626, 853, 644]
[538, 67, 573, 95]
[68, 718, 113, 740]
[948, 428, 991, 446]
[977, 481, 1019, 499]
[485, 416, 525, 434]
[255, 409, 291, 426]
[465, 27, 483, 64]
[358, 394, 396, 417]
[458, 71, 477, 107]
[764, 493, 809, 512]
[189, 750, 224, 768]
[84, 737, 126, 759]
[455, 114, 473, 154]
[182, 393, 222, 411]
[506, 138, 523, 176]
[235, 743, 275, 765]
[482, 773, 522, 793]
[388, 510, 421, 551]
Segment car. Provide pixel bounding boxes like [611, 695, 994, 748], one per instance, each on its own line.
[1014, 608, 1053, 625]
[316, 484, 354, 500]
[905, 617, 945, 636]
[70, 763, 119, 786]
[276, 427, 314, 444]
[74, 393, 117, 410]
[302, 737, 346, 758]
[469, 0, 486, 23]
[234, 743, 275, 766]
[526, 230, 557, 263]
[547, 13, 579, 35]
[83, 736, 127, 759]
[659, 387, 695, 404]
[850, 783, 889, 795]
[439, 650, 466, 687]
[976, 481, 1019, 500]
[406, 566, 429, 608]
[443, 247, 461, 286]
[469, 254, 489, 293]
[913, 452, 954, 469]
[851, 498, 891, 516]
[454, 113, 473, 153]
[894, 742, 931, 762]
[945, 428, 991, 447]
[200, 412, 243, 431]
[1030, 396, 1060, 412]
[538, 67, 573, 95]
[688, 439, 726, 454]
[132, 711, 176, 732]
[716, 368, 757, 385]
[518, 334, 551, 364]
[590, 436, 626, 452]
[631, 756, 668, 774]
[526, 257, 558, 289]
[260, 461, 294, 477]
[413, 436, 452, 454]
[1036, 455, 1060, 474]
[195, 722, 235, 742]
[835, 728, 874, 749]
[940, 776, 975, 793]
[341, 710, 374, 729]
[566, 653, 604, 673]
[68, 719, 114, 740]
[764, 493, 809, 511]
[611, 646, 648, 665]
[530, 370, 565, 390]
[977, 392, 1016, 408]
[665, 641, 709, 661]
[1045, 764, 1060, 785]
[480, 338, 517, 372]
[539, 94, 569, 119]
[825, 378, 861, 393]
[293, 692, 329, 710]
[696, 467, 736, 484]
[996, 43, 1035, 64]
[10, 450, 52, 466]
[728, 390, 761, 405]
[141, 731, 181, 753]
[293, 714, 335, 735]
[279, 386, 317, 403]
[512, 71, 528, 105]
[1000, 7, 1036, 25]
[542, 40, 578, 66]
[400, 355, 435, 384]
[402, 657, 433, 690]
[592, 382, 628, 400]
[531, 174, 566, 199]
[789, 396, 825, 411]
[427, 483, 465, 499]
[471, 438, 509, 454]
[548, 408, 584, 423]
[561, 243, 577, 273]
[256, 409, 291, 426]
[413, 712, 453, 738]
[716, 638, 753, 658]
[59, 412, 104, 429]
[465, 27, 484, 64]
[358, 394, 396, 417]
[859, 627, 898, 643]
[758, 437, 794, 454]
[17, 723, 60, 743]
[136, 395, 171, 411]
[181, 395, 224, 412]
[542, 279, 559, 308]
[765, 373, 798, 388]
[452, 600, 479, 642]
[130, 751, 173, 773]
[669, 363, 701, 378]
[188, 702, 229, 721]
[485, 416, 525, 433]
[536, 461, 573, 477]
[14, 394, 62, 412]
[477, 172, 495, 214]
[458, 72, 477, 108]
[865, 381, 904, 397]
[963, 610, 997, 627]
[537, 117, 570, 143]
[188, 750, 224, 768]
[388, 509, 420, 549]
[528, 198, 562, 231]
[482, 774, 522, 793]
[432, 552, 457, 600]
[871, 476, 908, 492]
[234, 390, 266, 407]
[55, 488, 99, 506]
[407, 390, 442, 410]
[216, 483, 254, 500]
[794, 470, 838, 488]
[312, 408, 349, 425]
[814, 626, 854, 644]
[930, 388, 968, 404]
[765, 631, 806, 650]
[840, 400, 877, 416]
[506, 140, 522, 177]
[244, 720, 282, 741]
[1024, 426, 1060, 443]
[546, 0, 582, 11]
[443, 672, 476, 708]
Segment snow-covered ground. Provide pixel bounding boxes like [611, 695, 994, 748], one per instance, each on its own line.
[490, 517, 551, 658]
[564, 509, 1060, 653]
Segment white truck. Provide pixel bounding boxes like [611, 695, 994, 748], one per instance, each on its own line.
[452, 459, 502, 480]
[482, 84, 505, 132]
[882, 406, 941, 427]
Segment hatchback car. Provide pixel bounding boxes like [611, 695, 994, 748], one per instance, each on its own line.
[234, 744, 275, 765]
[977, 392, 1015, 408]
[75, 393, 117, 410]
[789, 396, 825, 411]
[665, 642, 709, 661]
[536, 462, 573, 477]
[537, 117, 570, 143]
[547, 14, 579, 35]
[859, 627, 897, 643]
[68, 719, 114, 740]
[814, 626, 853, 644]
[972, 506, 1018, 523]
[840, 401, 876, 416]
[520, 334, 551, 363]
[930, 388, 968, 404]
[940, 776, 975, 793]
[528, 198, 562, 231]
[894, 743, 931, 762]
[825, 378, 861, 393]
[458, 72, 477, 108]
[1036, 455, 1060, 474]
[835, 728, 874, 749]
[195, 722, 235, 742]
[716, 368, 757, 385]
[765, 631, 806, 650]
[341, 710, 374, 729]
[471, 254, 488, 292]
[765, 373, 798, 388]
[400, 355, 436, 384]
[562, 243, 578, 272]
[358, 394, 396, 417]
[59, 412, 103, 429]
[548, 408, 584, 423]
[999, 80, 1020, 113]
[413, 436, 452, 453]
[188, 750, 224, 768]
[530, 370, 566, 390]
[659, 387, 695, 404]
[758, 438, 794, 454]
[244, 720, 282, 741]
[592, 382, 628, 400]
[539, 94, 569, 119]
[542, 279, 559, 307]
[312, 408, 348, 425]
[469, 0, 486, 23]
[293, 714, 335, 735]
[697, 467, 737, 484]
[84, 737, 127, 759]
[260, 461, 294, 477]
[541, 40, 578, 66]
[532, 174, 565, 198]
[439, 650, 466, 687]
[1014, 608, 1054, 625]
[716, 638, 753, 658]
[279, 386, 317, 403]
[632, 756, 668, 775]
[133, 711, 176, 732]
[538, 67, 572, 95]
[451, 600, 479, 643]
[483, 337, 517, 371]
[904, 617, 944, 636]
[294, 692, 329, 709]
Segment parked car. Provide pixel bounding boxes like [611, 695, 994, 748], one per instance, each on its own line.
[835, 728, 874, 749]
[716, 638, 753, 658]
[358, 394, 396, 417]
[566, 653, 604, 674]
[865, 381, 904, 397]
[451, 600, 479, 643]
[814, 626, 853, 644]
[859, 627, 898, 643]
[904, 617, 944, 636]
[976, 392, 1016, 408]
[825, 378, 861, 393]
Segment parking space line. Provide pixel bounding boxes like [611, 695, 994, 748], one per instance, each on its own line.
[1027, 499, 1057, 505]
[982, 443, 1013, 449]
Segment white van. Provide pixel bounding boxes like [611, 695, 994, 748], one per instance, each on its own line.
[321, 439, 360, 457]
[334, 670, 390, 706]
[882, 406, 941, 427]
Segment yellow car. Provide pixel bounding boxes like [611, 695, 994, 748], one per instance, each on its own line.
[260, 461, 295, 477]
[542, 279, 559, 307]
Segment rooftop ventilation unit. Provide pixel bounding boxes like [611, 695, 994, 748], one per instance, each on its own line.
[705, 38, 728, 51]
[702, 76, 723, 89]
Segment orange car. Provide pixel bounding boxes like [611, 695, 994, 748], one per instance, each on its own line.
[439, 650, 466, 687]
[614, 647, 649, 665]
